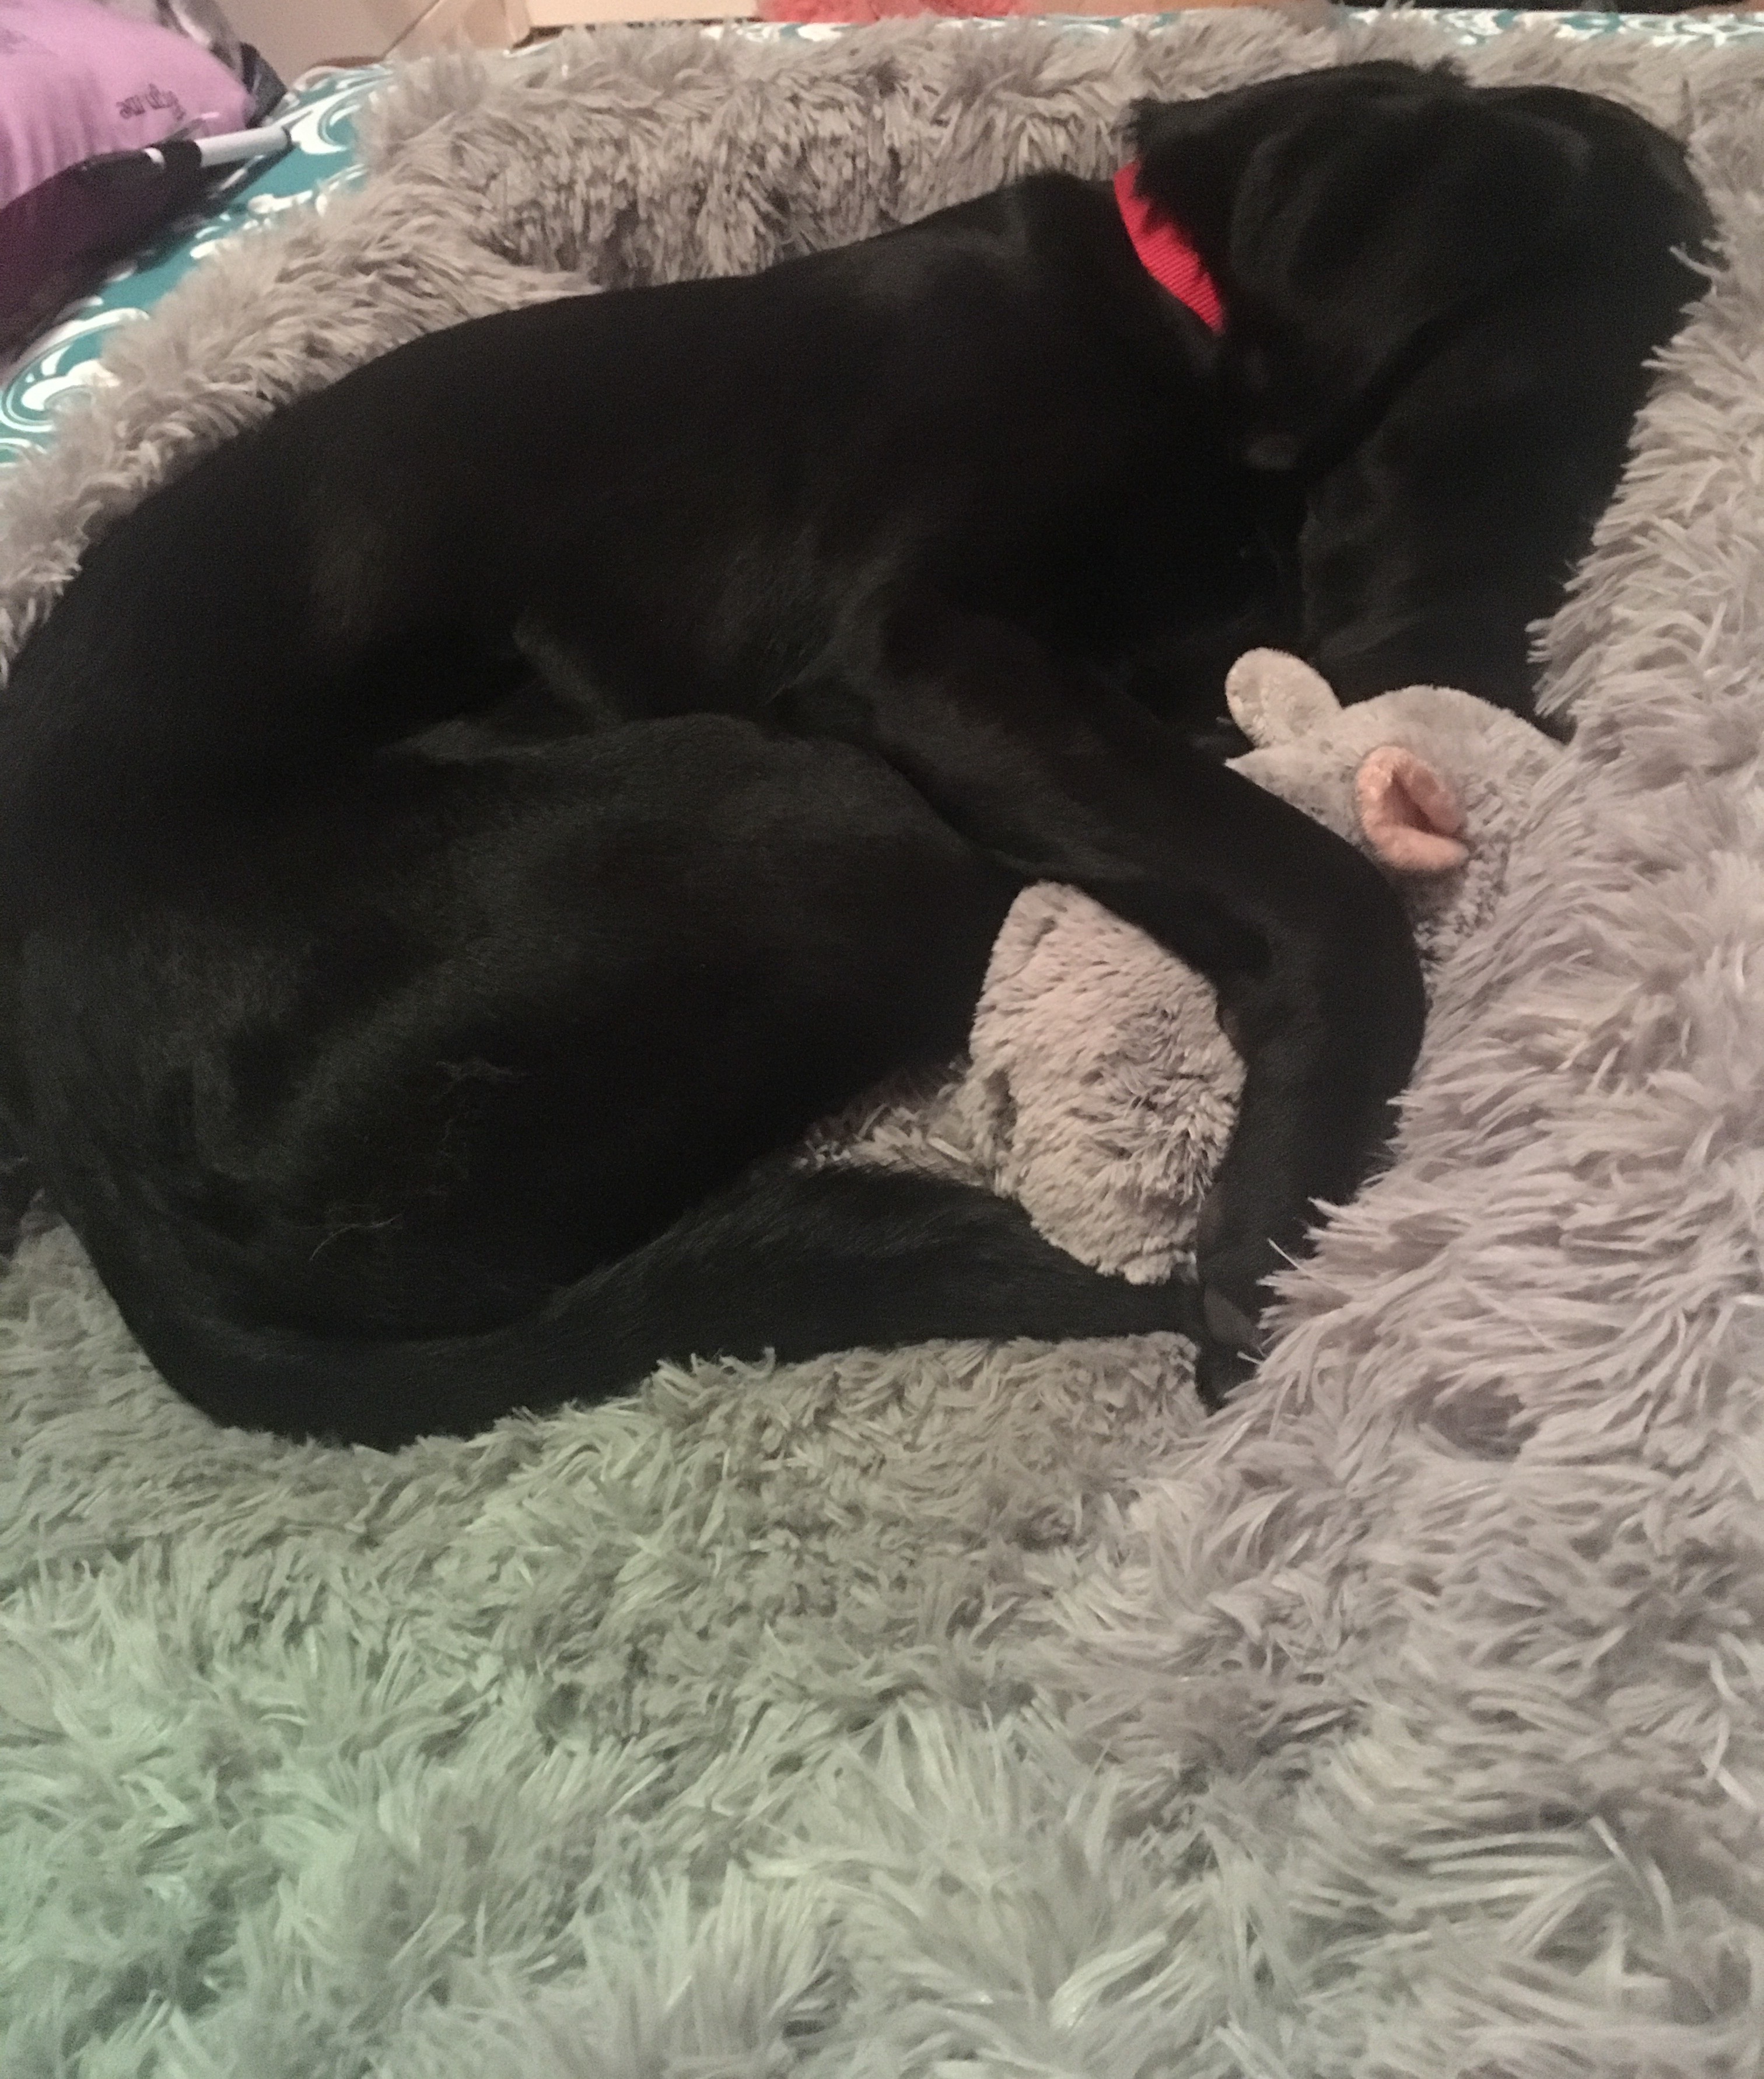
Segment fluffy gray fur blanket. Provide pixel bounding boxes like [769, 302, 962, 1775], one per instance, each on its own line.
[2, 16, 1763, 2074]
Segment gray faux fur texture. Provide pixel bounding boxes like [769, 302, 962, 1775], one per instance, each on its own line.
[942, 663, 1564, 1285]
[2, 16, 1763, 2075]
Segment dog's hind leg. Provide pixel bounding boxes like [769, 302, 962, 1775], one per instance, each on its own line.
[0, 1130, 40, 1266]
[779, 599, 1426, 1392]
[564, 1160, 1205, 1385]
[144, 1162, 1205, 1448]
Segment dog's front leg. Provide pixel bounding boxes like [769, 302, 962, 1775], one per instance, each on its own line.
[780, 600, 1427, 1399]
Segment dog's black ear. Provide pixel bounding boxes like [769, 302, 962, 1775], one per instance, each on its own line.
[1128, 62, 1440, 252]
[1131, 66, 1592, 469]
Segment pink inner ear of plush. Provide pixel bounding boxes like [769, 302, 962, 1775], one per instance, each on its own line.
[1355, 745, 1469, 873]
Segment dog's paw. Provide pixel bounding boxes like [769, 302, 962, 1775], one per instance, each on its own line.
[1193, 1203, 1272, 1409]
[1192, 1322, 1261, 1411]
[1192, 1284, 1265, 1409]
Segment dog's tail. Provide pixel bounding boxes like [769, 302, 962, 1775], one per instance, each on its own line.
[99, 1162, 1203, 1449]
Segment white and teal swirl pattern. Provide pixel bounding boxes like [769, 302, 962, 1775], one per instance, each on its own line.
[5, 13, 1762, 469]
[0, 65, 388, 469]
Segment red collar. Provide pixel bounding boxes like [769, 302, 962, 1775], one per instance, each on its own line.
[1114, 163, 1224, 334]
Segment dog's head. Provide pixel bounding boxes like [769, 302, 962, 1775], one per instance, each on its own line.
[1130, 61, 1698, 473]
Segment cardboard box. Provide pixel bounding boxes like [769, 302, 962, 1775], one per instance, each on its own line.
[518, 0, 755, 25]
[218, 1, 429, 72]
[218, 0, 752, 71]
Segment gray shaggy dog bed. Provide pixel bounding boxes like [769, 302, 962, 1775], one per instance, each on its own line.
[3, 15, 1764, 2074]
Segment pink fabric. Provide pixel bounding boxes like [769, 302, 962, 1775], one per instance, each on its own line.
[1112, 162, 1224, 334]
[0, 0, 250, 208]
[1355, 744, 1470, 874]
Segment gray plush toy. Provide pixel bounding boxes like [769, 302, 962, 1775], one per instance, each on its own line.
[952, 650, 1563, 1283]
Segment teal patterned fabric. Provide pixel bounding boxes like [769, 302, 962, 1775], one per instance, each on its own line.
[4, 11, 1763, 469]
[0, 62, 390, 469]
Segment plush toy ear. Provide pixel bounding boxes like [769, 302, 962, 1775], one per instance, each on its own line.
[1356, 745, 1469, 873]
[1224, 649, 1341, 746]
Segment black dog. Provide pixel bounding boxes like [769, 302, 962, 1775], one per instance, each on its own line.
[0, 62, 1710, 1446]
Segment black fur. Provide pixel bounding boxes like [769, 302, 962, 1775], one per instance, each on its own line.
[1132, 67, 1716, 704]
[0, 62, 1711, 1445]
